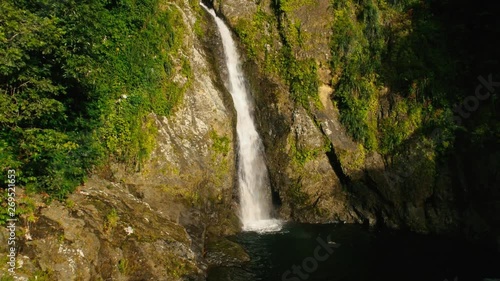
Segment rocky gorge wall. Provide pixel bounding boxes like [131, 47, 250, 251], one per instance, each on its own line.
[207, 0, 500, 250]
[0, 1, 247, 279]
[1, 0, 498, 279]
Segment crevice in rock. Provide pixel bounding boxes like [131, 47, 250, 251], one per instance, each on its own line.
[270, 184, 282, 212]
[325, 142, 351, 186]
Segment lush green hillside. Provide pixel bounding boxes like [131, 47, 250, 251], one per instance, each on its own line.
[228, 0, 498, 182]
[326, 0, 499, 208]
[0, 0, 190, 200]
[329, 0, 499, 155]
[233, 0, 498, 156]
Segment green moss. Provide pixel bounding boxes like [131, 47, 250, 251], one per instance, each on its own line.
[234, 9, 276, 61]
[283, 54, 320, 108]
[206, 237, 250, 262]
[160, 183, 203, 207]
[210, 130, 230, 156]
[118, 258, 129, 275]
[27, 270, 52, 281]
[288, 134, 330, 167]
[379, 99, 425, 154]
[291, 145, 321, 166]
[233, 4, 319, 108]
[278, 0, 315, 14]
[355, 144, 367, 169]
[164, 252, 197, 279]
[287, 181, 309, 207]
[105, 208, 119, 230]
[65, 198, 75, 209]
[193, 15, 205, 38]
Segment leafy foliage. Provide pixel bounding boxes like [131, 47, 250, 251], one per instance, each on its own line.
[329, 0, 460, 153]
[234, 3, 319, 108]
[281, 48, 319, 108]
[0, 0, 189, 198]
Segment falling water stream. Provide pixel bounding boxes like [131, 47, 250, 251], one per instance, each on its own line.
[199, 3, 500, 281]
[200, 3, 281, 232]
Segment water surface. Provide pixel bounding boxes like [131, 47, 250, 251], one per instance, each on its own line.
[207, 223, 500, 281]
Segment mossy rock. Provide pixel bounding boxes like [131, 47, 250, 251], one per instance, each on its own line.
[205, 237, 250, 266]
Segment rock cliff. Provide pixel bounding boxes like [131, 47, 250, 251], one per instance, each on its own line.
[208, 0, 499, 249]
[1, 0, 498, 279]
[0, 1, 245, 279]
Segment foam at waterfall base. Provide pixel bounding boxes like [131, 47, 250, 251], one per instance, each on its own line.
[242, 219, 283, 233]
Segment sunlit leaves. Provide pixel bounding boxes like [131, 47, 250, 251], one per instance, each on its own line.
[0, 0, 188, 198]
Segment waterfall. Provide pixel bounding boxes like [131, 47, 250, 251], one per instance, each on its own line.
[200, 3, 281, 232]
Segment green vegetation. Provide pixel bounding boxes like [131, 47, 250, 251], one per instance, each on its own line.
[278, 0, 315, 14]
[1, 268, 54, 281]
[282, 50, 319, 108]
[118, 258, 129, 275]
[234, 5, 319, 108]
[328, 0, 497, 156]
[164, 251, 197, 279]
[209, 130, 231, 190]
[1, 0, 190, 199]
[27, 270, 52, 281]
[289, 136, 330, 167]
[287, 181, 308, 206]
[0, 191, 37, 225]
[234, 0, 497, 173]
[65, 198, 75, 209]
[0, 190, 13, 225]
[105, 208, 119, 230]
[210, 130, 230, 156]
[234, 9, 273, 61]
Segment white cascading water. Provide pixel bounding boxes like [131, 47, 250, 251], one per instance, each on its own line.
[201, 3, 282, 233]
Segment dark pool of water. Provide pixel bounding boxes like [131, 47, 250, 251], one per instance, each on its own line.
[207, 223, 500, 281]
